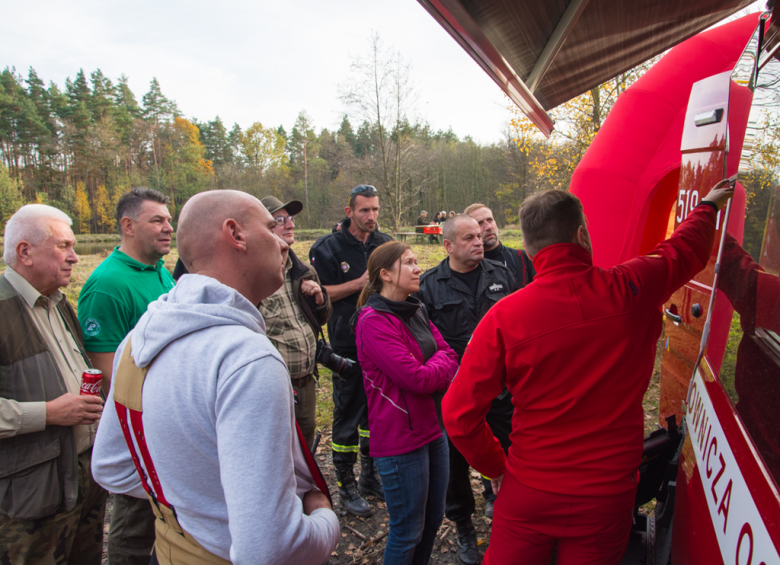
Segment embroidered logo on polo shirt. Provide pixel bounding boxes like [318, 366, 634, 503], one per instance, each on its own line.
[488, 283, 504, 292]
[629, 281, 640, 296]
[341, 262, 350, 273]
[83, 318, 102, 336]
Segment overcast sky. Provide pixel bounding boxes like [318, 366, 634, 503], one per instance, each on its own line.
[2, 0, 514, 144]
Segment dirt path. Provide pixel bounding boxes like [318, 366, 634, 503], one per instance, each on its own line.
[315, 430, 492, 564]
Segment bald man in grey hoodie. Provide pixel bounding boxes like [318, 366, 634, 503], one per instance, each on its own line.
[92, 191, 339, 564]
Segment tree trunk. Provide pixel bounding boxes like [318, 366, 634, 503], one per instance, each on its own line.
[304, 145, 310, 228]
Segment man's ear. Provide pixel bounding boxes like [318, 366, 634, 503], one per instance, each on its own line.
[120, 216, 135, 238]
[223, 219, 246, 251]
[576, 225, 591, 252]
[16, 241, 34, 267]
[344, 206, 353, 218]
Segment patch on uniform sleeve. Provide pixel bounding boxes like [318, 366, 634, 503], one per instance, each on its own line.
[83, 318, 102, 336]
[629, 281, 640, 296]
[340, 262, 350, 273]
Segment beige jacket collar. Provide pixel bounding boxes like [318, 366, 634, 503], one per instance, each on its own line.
[4, 266, 64, 309]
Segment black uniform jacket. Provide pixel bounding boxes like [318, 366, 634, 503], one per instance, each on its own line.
[414, 257, 518, 360]
[309, 218, 393, 353]
[487, 242, 536, 288]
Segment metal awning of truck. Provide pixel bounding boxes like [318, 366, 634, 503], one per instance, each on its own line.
[418, 0, 757, 137]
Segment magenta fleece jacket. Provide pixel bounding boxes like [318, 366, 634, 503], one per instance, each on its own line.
[356, 305, 459, 458]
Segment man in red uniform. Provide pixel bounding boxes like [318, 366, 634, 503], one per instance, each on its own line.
[442, 181, 735, 565]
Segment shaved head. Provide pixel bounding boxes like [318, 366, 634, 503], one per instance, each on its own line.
[177, 190, 288, 304]
[178, 190, 258, 271]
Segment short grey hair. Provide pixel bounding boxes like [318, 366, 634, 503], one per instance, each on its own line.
[442, 215, 477, 243]
[3, 204, 73, 266]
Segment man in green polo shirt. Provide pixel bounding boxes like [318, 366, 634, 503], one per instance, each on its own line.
[78, 187, 174, 565]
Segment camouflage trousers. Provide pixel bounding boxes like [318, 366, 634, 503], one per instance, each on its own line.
[0, 448, 107, 565]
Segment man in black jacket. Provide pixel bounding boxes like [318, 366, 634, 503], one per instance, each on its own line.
[415, 214, 518, 565]
[465, 203, 535, 287]
[258, 196, 332, 449]
[309, 185, 393, 517]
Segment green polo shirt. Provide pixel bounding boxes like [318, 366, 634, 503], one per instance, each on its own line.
[78, 247, 176, 352]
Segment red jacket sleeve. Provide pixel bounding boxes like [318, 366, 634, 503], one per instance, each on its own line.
[441, 310, 509, 480]
[614, 204, 718, 308]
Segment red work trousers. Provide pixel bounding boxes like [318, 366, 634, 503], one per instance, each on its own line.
[485, 472, 636, 565]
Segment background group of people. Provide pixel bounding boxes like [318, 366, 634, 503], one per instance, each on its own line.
[0, 177, 735, 565]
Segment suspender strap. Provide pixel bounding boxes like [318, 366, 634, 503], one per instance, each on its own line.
[129, 409, 171, 508]
[115, 336, 332, 516]
[296, 422, 332, 505]
[113, 337, 172, 507]
[520, 249, 534, 286]
[114, 336, 231, 564]
[115, 402, 152, 498]
[517, 250, 526, 287]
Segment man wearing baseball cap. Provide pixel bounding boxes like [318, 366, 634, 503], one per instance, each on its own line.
[259, 196, 332, 448]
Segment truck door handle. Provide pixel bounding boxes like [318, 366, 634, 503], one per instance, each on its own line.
[665, 309, 682, 323]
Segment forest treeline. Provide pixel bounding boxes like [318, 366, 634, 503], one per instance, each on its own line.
[1, 34, 602, 235]
[1, 34, 776, 241]
[0, 65, 545, 233]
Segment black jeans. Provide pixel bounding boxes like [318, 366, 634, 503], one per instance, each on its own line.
[331, 352, 370, 469]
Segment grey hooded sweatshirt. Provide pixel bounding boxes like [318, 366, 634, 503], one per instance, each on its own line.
[92, 274, 339, 564]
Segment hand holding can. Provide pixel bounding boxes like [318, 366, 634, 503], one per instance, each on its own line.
[80, 369, 103, 396]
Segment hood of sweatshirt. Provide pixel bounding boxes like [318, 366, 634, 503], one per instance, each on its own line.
[130, 273, 266, 368]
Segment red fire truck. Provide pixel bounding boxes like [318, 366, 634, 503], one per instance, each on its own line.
[419, 1, 780, 563]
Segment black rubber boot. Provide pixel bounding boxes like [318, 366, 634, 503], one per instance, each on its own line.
[358, 454, 385, 501]
[456, 520, 480, 565]
[484, 498, 495, 519]
[336, 467, 371, 517]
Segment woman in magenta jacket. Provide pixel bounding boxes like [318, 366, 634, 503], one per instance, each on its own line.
[354, 241, 459, 565]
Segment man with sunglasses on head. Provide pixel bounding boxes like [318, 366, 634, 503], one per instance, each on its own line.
[258, 196, 332, 450]
[309, 184, 393, 517]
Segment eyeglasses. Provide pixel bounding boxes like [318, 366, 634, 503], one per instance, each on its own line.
[350, 185, 378, 197]
[273, 215, 295, 226]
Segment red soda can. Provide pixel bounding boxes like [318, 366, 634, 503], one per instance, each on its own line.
[80, 369, 102, 396]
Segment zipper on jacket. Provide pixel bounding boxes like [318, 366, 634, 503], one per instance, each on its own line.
[399, 390, 413, 431]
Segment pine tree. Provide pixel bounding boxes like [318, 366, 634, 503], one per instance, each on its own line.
[113, 75, 140, 147]
[290, 111, 319, 228]
[89, 69, 115, 122]
[338, 115, 356, 150]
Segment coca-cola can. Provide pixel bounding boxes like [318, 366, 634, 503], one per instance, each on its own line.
[80, 369, 102, 396]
